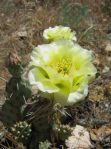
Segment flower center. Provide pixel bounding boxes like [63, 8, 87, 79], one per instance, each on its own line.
[55, 57, 72, 75]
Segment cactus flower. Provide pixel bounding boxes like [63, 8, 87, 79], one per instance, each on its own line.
[43, 26, 77, 41]
[28, 27, 97, 106]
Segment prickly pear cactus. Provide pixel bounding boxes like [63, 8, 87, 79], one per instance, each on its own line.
[0, 52, 32, 127]
[25, 97, 72, 148]
[0, 51, 72, 148]
[52, 123, 72, 141]
[52, 105, 72, 143]
[11, 121, 31, 143]
[25, 96, 53, 148]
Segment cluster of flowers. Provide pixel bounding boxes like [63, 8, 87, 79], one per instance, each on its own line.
[28, 26, 97, 106]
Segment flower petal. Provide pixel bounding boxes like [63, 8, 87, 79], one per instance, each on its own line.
[28, 67, 59, 93]
[53, 85, 88, 106]
[53, 78, 72, 95]
[67, 85, 88, 104]
[43, 26, 77, 41]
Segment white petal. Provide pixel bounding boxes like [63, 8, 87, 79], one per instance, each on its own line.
[36, 82, 59, 93]
[67, 86, 88, 104]
[28, 71, 37, 85]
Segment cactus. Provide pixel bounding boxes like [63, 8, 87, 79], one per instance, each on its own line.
[52, 106, 72, 142]
[52, 123, 72, 141]
[11, 121, 31, 143]
[25, 96, 53, 148]
[0, 52, 32, 127]
[0, 52, 57, 148]
[0, 51, 71, 148]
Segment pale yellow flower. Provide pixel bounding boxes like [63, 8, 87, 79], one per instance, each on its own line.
[28, 37, 96, 105]
[43, 26, 77, 41]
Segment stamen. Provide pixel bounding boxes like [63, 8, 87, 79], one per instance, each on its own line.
[55, 57, 72, 75]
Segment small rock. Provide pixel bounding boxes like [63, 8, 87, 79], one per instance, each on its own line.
[105, 43, 111, 52]
[66, 125, 92, 149]
[102, 66, 110, 73]
[17, 31, 27, 38]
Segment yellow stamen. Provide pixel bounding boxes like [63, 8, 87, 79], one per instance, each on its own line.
[55, 57, 72, 75]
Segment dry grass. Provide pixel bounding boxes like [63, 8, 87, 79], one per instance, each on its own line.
[0, 0, 111, 105]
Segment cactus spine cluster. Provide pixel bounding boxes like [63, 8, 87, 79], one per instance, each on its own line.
[11, 121, 31, 143]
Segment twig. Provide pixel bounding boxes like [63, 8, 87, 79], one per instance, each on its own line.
[78, 25, 94, 42]
[0, 77, 7, 82]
